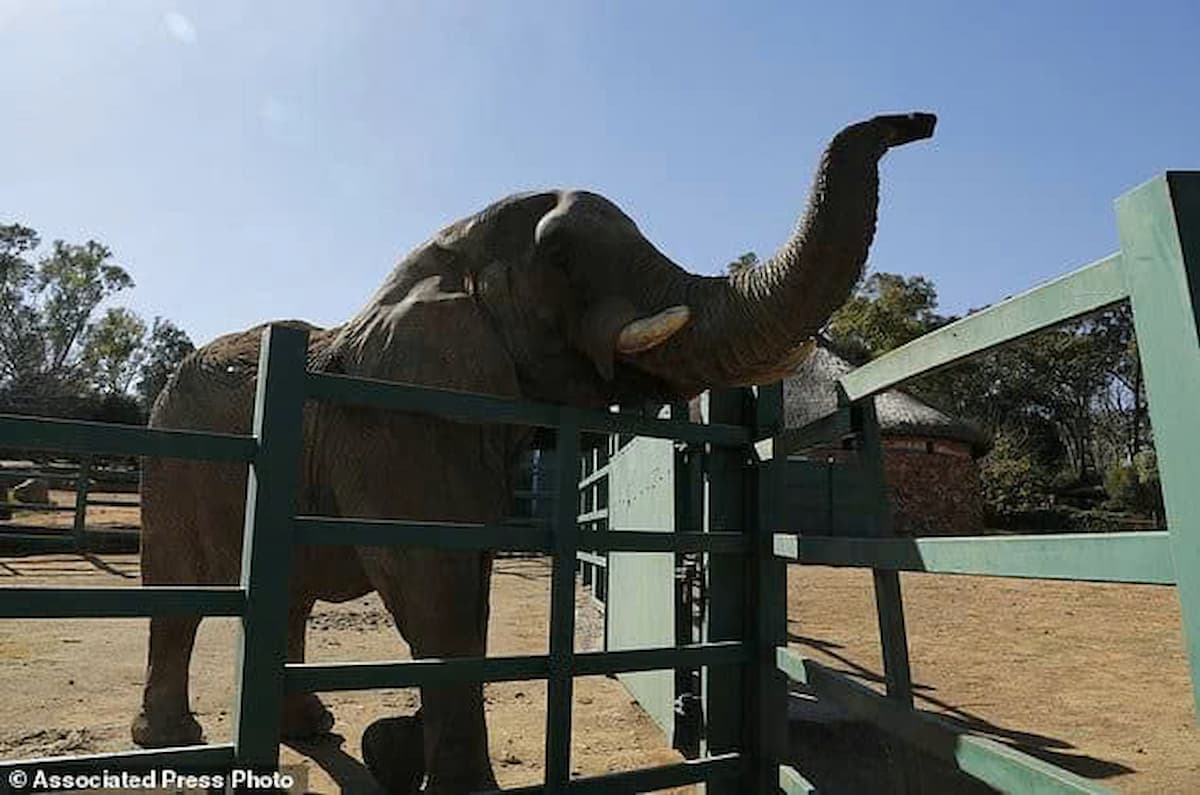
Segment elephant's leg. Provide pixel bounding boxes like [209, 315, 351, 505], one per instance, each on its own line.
[362, 712, 425, 795]
[131, 614, 204, 747]
[359, 548, 497, 794]
[281, 598, 335, 739]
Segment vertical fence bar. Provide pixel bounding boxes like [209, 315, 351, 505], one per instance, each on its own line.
[232, 325, 309, 770]
[72, 456, 92, 547]
[753, 383, 789, 792]
[855, 395, 919, 792]
[545, 408, 581, 792]
[1116, 171, 1200, 715]
[672, 401, 705, 759]
[703, 388, 749, 794]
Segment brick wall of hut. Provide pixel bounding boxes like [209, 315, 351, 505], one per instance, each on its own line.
[882, 436, 984, 536]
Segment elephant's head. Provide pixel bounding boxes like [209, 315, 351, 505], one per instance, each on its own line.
[346, 112, 936, 409]
[481, 112, 935, 406]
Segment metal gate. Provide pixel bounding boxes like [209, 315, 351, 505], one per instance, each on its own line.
[0, 326, 778, 792]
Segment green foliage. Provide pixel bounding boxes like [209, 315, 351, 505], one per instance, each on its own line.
[824, 270, 1155, 527]
[826, 273, 943, 358]
[36, 240, 135, 373]
[0, 223, 194, 421]
[135, 317, 195, 409]
[81, 307, 148, 396]
[980, 429, 1049, 516]
[1103, 461, 1139, 511]
[726, 251, 759, 275]
[1104, 450, 1164, 516]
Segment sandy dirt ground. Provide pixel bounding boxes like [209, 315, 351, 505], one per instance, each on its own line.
[3, 493, 1200, 792]
[0, 553, 686, 794]
[788, 567, 1200, 793]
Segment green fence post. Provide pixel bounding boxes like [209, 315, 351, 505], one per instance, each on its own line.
[703, 388, 749, 794]
[232, 324, 309, 770]
[672, 401, 705, 759]
[754, 383, 788, 792]
[856, 395, 920, 792]
[545, 408, 581, 792]
[72, 456, 92, 548]
[1116, 171, 1200, 716]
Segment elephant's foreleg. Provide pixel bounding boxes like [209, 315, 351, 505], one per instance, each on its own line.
[281, 598, 335, 738]
[359, 548, 497, 794]
[131, 614, 204, 748]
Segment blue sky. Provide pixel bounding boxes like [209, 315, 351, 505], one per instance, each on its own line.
[3, 1, 1198, 345]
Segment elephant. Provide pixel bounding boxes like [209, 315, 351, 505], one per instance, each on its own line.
[130, 112, 936, 793]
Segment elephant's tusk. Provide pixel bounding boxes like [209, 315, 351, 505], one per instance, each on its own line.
[616, 305, 692, 354]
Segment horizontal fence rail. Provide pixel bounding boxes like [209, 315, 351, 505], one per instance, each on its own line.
[779, 763, 818, 795]
[0, 745, 236, 777]
[305, 372, 751, 446]
[775, 531, 1177, 585]
[285, 642, 746, 693]
[575, 550, 606, 568]
[840, 252, 1128, 400]
[0, 586, 246, 618]
[493, 753, 745, 795]
[777, 406, 854, 453]
[777, 649, 1113, 794]
[293, 516, 553, 552]
[0, 414, 256, 462]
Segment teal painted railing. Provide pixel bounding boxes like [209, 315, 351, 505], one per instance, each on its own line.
[0, 325, 780, 792]
[775, 172, 1200, 794]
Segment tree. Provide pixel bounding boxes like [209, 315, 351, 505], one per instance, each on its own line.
[826, 273, 943, 358]
[0, 226, 136, 403]
[0, 223, 194, 422]
[36, 239, 134, 376]
[726, 252, 759, 275]
[0, 224, 44, 387]
[135, 317, 195, 410]
[81, 307, 148, 396]
[820, 269, 1159, 520]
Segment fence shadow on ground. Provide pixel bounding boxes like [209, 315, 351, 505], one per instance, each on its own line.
[787, 632, 1133, 784]
[285, 733, 385, 795]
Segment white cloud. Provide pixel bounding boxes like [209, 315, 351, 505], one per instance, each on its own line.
[163, 11, 196, 44]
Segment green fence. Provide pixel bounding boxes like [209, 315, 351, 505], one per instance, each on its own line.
[0, 461, 141, 552]
[0, 324, 784, 792]
[774, 172, 1200, 793]
[0, 171, 1196, 793]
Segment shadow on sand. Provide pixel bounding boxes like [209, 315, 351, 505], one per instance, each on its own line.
[786, 632, 1133, 793]
[285, 733, 384, 795]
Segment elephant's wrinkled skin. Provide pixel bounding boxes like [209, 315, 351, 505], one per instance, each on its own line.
[132, 113, 936, 793]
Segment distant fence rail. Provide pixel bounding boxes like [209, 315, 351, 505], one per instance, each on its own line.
[1, 459, 141, 552]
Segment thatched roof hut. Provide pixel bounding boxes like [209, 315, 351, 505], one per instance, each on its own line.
[784, 338, 991, 457]
[784, 337, 991, 536]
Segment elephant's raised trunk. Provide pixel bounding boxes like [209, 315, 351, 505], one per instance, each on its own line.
[630, 113, 936, 396]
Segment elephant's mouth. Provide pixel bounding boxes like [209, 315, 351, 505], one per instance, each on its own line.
[606, 360, 682, 405]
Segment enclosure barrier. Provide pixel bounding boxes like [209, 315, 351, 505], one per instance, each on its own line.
[0, 322, 787, 792]
[772, 172, 1200, 794]
[1, 172, 1195, 794]
[0, 459, 141, 551]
